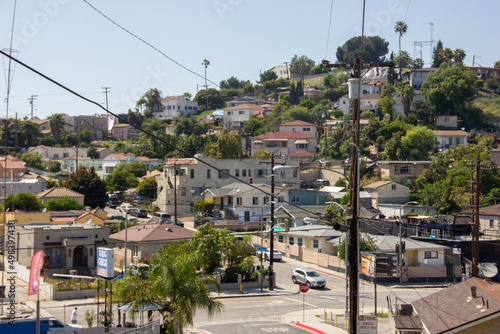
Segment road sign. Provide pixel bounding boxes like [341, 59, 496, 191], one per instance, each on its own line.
[299, 283, 309, 293]
[273, 227, 283, 232]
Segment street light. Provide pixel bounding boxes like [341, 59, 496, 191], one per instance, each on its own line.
[260, 200, 274, 291]
[118, 207, 129, 275]
[399, 201, 418, 283]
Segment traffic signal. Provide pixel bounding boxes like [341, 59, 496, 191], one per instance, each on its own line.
[395, 244, 400, 254]
[401, 241, 406, 253]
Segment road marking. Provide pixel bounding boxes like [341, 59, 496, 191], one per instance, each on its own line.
[318, 296, 345, 303]
[284, 297, 319, 308]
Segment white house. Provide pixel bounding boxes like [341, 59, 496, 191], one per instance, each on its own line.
[101, 153, 140, 178]
[223, 103, 263, 130]
[28, 145, 88, 161]
[409, 68, 437, 89]
[433, 130, 469, 150]
[61, 156, 102, 174]
[435, 115, 459, 129]
[154, 95, 198, 120]
[269, 64, 289, 80]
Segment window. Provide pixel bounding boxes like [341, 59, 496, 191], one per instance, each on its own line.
[54, 153, 59, 159]
[236, 197, 242, 205]
[167, 106, 171, 110]
[181, 187, 186, 196]
[207, 169, 211, 179]
[291, 196, 300, 203]
[490, 220, 495, 228]
[63, 153, 69, 158]
[288, 237, 294, 245]
[296, 143, 308, 149]
[235, 169, 240, 177]
[253, 197, 259, 205]
[278, 235, 284, 243]
[302, 128, 310, 132]
[391, 184, 396, 190]
[254, 169, 268, 177]
[298, 238, 303, 247]
[424, 251, 438, 259]
[314, 197, 319, 204]
[292, 127, 296, 132]
[133, 245, 139, 257]
[227, 111, 233, 115]
[191, 187, 204, 196]
[293, 169, 298, 178]
[239, 110, 245, 114]
[277, 196, 285, 203]
[242, 169, 247, 177]
[313, 239, 319, 249]
[190, 169, 195, 179]
[395, 166, 411, 174]
[218, 169, 230, 179]
[263, 197, 269, 205]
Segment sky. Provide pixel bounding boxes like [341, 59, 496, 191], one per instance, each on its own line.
[0, 0, 498, 120]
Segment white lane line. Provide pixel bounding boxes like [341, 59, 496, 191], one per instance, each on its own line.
[284, 297, 319, 308]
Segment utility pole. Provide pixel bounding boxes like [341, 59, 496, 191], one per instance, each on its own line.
[202, 59, 210, 112]
[473, 154, 480, 277]
[269, 154, 276, 291]
[102, 87, 111, 110]
[28, 95, 37, 120]
[283, 61, 290, 80]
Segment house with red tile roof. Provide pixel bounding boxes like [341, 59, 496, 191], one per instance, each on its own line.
[251, 131, 317, 157]
[288, 149, 314, 165]
[223, 103, 263, 130]
[137, 156, 160, 169]
[101, 153, 140, 177]
[279, 120, 317, 138]
[109, 221, 194, 267]
[0, 155, 27, 179]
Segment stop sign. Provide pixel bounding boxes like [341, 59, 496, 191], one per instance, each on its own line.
[299, 283, 309, 293]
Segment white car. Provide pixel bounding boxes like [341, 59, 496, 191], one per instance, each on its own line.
[256, 247, 282, 261]
[292, 267, 326, 288]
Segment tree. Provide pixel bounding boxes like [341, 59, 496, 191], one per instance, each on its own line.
[394, 21, 408, 81]
[48, 113, 67, 141]
[453, 48, 466, 64]
[21, 152, 44, 170]
[46, 196, 84, 211]
[338, 233, 376, 261]
[289, 55, 314, 79]
[206, 129, 243, 159]
[394, 51, 412, 69]
[288, 81, 297, 105]
[139, 118, 167, 157]
[4, 193, 44, 211]
[193, 88, 225, 111]
[494, 60, 500, 69]
[432, 40, 445, 68]
[0, 119, 42, 149]
[87, 145, 99, 159]
[115, 162, 148, 178]
[127, 109, 144, 128]
[137, 177, 157, 200]
[311, 64, 330, 75]
[259, 70, 278, 83]
[48, 160, 61, 173]
[398, 126, 435, 160]
[336, 36, 389, 64]
[254, 149, 271, 160]
[421, 64, 477, 120]
[183, 92, 192, 100]
[190, 223, 234, 271]
[136, 88, 163, 118]
[323, 72, 349, 88]
[63, 167, 108, 208]
[396, 81, 415, 117]
[77, 128, 93, 145]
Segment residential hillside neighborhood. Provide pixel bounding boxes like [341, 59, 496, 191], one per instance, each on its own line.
[4, 4, 500, 333]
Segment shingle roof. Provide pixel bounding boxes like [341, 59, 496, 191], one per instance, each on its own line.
[413, 277, 500, 334]
[253, 131, 316, 140]
[161, 95, 183, 102]
[37, 187, 84, 198]
[165, 158, 198, 165]
[109, 221, 194, 242]
[281, 120, 315, 126]
[432, 130, 469, 136]
[280, 225, 344, 238]
[462, 204, 500, 217]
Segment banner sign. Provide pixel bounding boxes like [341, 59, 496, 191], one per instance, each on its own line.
[28, 250, 46, 296]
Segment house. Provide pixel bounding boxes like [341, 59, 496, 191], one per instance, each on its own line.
[259, 103, 275, 118]
[154, 157, 300, 214]
[0, 155, 27, 179]
[251, 131, 317, 157]
[110, 123, 140, 141]
[288, 149, 314, 165]
[435, 115, 459, 129]
[376, 161, 431, 184]
[276, 225, 344, 255]
[411, 277, 500, 334]
[109, 220, 194, 268]
[137, 156, 160, 170]
[74, 207, 108, 226]
[338, 94, 381, 115]
[206, 182, 289, 223]
[64, 115, 109, 140]
[272, 205, 330, 228]
[155, 95, 198, 120]
[61, 155, 102, 174]
[226, 96, 269, 108]
[408, 67, 437, 89]
[0, 178, 43, 199]
[363, 181, 410, 209]
[269, 64, 290, 80]
[461, 204, 500, 238]
[101, 153, 140, 178]
[16, 223, 109, 276]
[30, 119, 73, 136]
[320, 190, 373, 209]
[279, 120, 317, 138]
[223, 103, 263, 130]
[28, 145, 88, 161]
[433, 130, 469, 150]
[377, 203, 436, 219]
[467, 66, 500, 79]
[325, 119, 370, 134]
[36, 187, 85, 205]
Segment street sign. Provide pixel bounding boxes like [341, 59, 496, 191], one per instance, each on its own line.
[274, 227, 283, 232]
[299, 283, 309, 293]
[359, 315, 377, 334]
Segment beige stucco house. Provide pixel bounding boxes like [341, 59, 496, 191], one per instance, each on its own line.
[377, 161, 431, 184]
[363, 181, 410, 209]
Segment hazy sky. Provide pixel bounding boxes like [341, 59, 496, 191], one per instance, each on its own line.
[1, 0, 498, 119]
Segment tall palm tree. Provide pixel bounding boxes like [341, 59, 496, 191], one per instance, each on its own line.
[394, 21, 408, 81]
[396, 81, 415, 117]
[48, 113, 67, 141]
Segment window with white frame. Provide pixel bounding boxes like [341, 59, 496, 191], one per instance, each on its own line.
[253, 197, 259, 205]
[313, 239, 319, 249]
[424, 251, 438, 259]
[236, 197, 242, 205]
[288, 237, 294, 245]
[298, 238, 303, 247]
[278, 235, 283, 243]
[235, 169, 240, 177]
[133, 245, 139, 257]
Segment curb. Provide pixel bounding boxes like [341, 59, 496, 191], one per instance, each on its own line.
[214, 290, 300, 299]
[296, 322, 329, 334]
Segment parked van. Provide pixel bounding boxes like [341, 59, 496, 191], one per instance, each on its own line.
[313, 179, 330, 188]
[153, 212, 172, 223]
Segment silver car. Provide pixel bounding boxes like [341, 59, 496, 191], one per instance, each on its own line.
[291, 268, 326, 288]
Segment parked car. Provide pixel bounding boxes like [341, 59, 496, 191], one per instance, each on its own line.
[291, 268, 326, 288]
[129, 208, 148, 218]
[152, 212, 172, 223]
[120, 204, 134, 213]
[106, 198, 121, 208]
[133, 195, 152, 205]
[256, 247, 282, 261]
[111, 215, 125, 221]
[168, 219, 184, 227]
[314, 159, 332, 166]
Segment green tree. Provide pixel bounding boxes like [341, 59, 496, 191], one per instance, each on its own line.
[260, 70, 278, 83]
[0, 119, 42, 149]
[137, 177, 157, 200]
[396, 81, 415, 117]
[290, 55, 314, 79]
[41, 136, 56, 147]
[48, 113, 67, 141]
[398, 126, 435, 160]
[336, 36, 389, 64]
[323, 72, 349, 89]
[136, 88, 163, 118]
[288, 81, 297, 105]
[453, 48, 466, 64]
[46, 196, 84, 211]
[494, 60, 500, 69]
[394, 21, 408, 80]
[127, 109, 144, 128]
[106, 170, 138, 192]
[254, 149, 271, 160]
[190, 223, 234, 271]
[309, 104, 329, 127]
[4, 193, 44, 211]
[206, 129, 243, 159]
[242, 117, 265, 136]
[115, 162, 148, 178]
[337, 234, 376, 261]
[311, 63, 330, 75]
[21, 152, 44, 170]
[77, 128, 93, 145]
[87, 145, 99, 159]
[432, 40, 445, 68]
[139, 118, 167, 157]
[63, 167, 108, 208]
[48, 160, 61, 173]
[193, 88, 225, 111]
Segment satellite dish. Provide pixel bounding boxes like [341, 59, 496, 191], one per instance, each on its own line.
[478, 263, 498, 278]
[86, 218, 93, 223]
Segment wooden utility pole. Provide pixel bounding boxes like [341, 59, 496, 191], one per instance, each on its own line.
[473, 154, 480, 277]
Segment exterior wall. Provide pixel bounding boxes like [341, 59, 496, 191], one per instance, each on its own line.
[61, 157, 102, 174]
[0, 179, 43, 198]
[415, 248, 445, 267]
[377, 204, 437, 218]
[479, 214, 500, 237]
[269, 65, 289, 79]
[155, 96, 198, 120]
[378, 162, 430, 183]
[376, 183, 410, 204]
[111, 125, 139, 140]
[435, 115, 459, 128]
[393, 91, 425, 116]
[223, 107, 259, 129]
[29, 146, 88, 160]
[287, 189, 329, 205]
[435, 135, 468, 149]
[410, 69, 435, 89]
[64, 116, 108, 140]
[279, 124, 317, 138]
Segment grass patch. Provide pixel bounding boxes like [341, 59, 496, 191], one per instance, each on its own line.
[44, 277, 94, 291]
[372, 313, 389, 318]
[473, 96, 500, 121]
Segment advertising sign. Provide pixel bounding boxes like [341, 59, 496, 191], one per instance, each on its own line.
[28, 250, 46, 296]
[97, 247, 114, 278]
[361, 253, 375, 277]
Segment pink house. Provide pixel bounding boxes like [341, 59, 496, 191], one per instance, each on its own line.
[251, 131, 317, 157]
[111, 123, 140, 140]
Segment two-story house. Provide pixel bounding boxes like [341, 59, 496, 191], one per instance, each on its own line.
[363, 181, 410, 209]
[408, 67, 437, 89]
[110, 123, 140, 140]
[376, 161, 431, 184]
[64, 115, 109, 140]
[223, 103, 263, 130]
[461, 204, 500, 238]
[278, 120, 317, 138]
[155, 95, 198, 120]
[101, 153, 141, 178]
[0, 155, 27, 179]
[28, 146, 89, 161]
[251, 131, 317, 157]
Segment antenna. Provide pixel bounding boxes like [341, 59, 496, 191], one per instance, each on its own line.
[478, 263, 498, 278]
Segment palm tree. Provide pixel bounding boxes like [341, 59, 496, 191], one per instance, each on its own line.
[115, 250, 223, 333]
[396, 81, 415, 117]
[394, 21, 408, 81]
[48, 113, 67, 141]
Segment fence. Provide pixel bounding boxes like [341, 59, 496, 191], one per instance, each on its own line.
[79, 319, 161, 334]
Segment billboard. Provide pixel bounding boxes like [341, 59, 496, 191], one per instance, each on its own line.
[361, 253, 375, 277]
[97, 247, 114, 278]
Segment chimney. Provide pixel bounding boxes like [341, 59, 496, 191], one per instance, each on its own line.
[471, 286, 477, 298]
